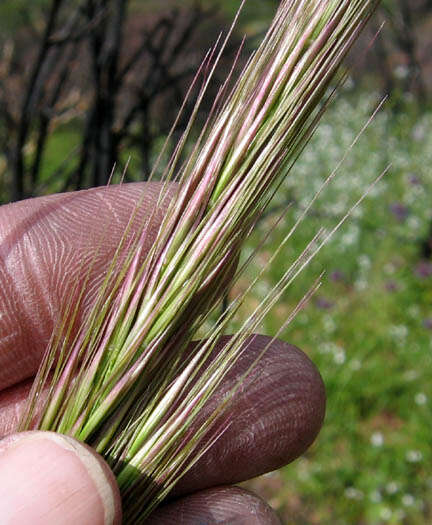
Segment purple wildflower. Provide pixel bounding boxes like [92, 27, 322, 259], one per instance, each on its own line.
[389, 202, 409, 222]
[422, 318, 432, 330]
[315, 297, 334, 310]
[330, 270, 346, 283]
[385, 280, 398, 292]
[414, 260, 432, 279]
[408, 174, 421, 186]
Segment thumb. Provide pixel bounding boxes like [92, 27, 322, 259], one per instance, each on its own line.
[0, 431, 122, 525]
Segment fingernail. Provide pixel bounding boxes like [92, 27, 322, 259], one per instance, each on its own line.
[0, 431, 121, 525]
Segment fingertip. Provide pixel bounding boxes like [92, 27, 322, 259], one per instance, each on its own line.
[174, 335, 326, 495]
[0, 431, 122, 525]
[147, 486, 281, 525]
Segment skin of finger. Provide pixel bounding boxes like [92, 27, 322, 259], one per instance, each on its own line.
[172, 335, 326, 496]
[0, 335, 325, 494]
[146, 486, 281, 525]
[0, 431, 122, 525]
[0, 182, 176, 390]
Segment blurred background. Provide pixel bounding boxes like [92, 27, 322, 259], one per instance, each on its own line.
[0, 1, 431, 523]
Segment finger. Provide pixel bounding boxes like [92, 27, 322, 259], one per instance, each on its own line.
[0, 379, 34, 437]
[146, 486, 281, 525]
[173, 335, 325, 495]
[0, 335, 325, 492]
[0, 431, 121, 525]
[0, 182, 175, 390]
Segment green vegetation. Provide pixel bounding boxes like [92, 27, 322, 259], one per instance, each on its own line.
[241, 92, 432, 524]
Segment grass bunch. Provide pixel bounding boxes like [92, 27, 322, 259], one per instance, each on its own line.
[19, 0, 380, 521]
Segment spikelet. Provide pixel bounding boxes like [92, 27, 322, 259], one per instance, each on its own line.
[19, 1, 380, 521]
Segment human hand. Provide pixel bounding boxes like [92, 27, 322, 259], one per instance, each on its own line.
[0, 183, 325, 524]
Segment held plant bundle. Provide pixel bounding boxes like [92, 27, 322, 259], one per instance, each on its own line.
[19, 0, 380, 521]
